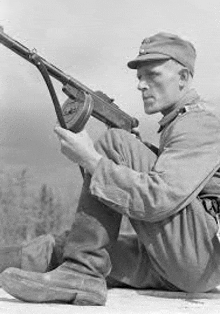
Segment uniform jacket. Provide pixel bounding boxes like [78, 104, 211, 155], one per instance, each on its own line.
[90, 89, 220, 222]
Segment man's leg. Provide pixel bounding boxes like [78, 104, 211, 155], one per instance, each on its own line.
[0, 231, 71, 275]
[0, 129, 161, 305]
[1, 177, 120, 305]
[0, 235, 55, 274]
[2, 128, 220, 298]
[61, 129, 220, 292]
[1, 183, 120, 305]
[106, 233, 176, 290]
[131, 199, 220, 293]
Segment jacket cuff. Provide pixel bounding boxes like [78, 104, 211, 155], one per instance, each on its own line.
[90, 157, 130, 215]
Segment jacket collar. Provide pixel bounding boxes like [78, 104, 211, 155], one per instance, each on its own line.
[158, 89, 200, 133]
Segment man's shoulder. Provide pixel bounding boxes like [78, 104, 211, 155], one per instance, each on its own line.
[178, 102, 206, 114]
[163, 101, 220, 141]
[175, 100, 220, 127]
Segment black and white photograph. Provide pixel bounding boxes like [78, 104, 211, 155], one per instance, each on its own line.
[0, 0, 220, 313]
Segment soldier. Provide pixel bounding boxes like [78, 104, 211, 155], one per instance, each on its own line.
[2, 32, 220, 306]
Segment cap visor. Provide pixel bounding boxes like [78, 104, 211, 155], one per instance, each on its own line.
[127, 53, 170, 69]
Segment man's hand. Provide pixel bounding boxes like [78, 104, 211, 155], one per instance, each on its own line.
[131, 127, 142, 141]
[54, 126, 102, 175]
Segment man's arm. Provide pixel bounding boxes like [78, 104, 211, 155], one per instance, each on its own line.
[89, 110, 220, 222]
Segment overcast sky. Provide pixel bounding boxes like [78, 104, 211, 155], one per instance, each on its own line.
[1, 0, 220, 195]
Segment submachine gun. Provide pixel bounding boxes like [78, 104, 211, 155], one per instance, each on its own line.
[0, 27, 158, 155]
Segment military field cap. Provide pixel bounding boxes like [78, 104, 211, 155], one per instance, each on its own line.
[127, 32, 196, 76]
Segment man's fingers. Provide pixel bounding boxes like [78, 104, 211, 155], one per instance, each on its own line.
[54, 126, 70, 140]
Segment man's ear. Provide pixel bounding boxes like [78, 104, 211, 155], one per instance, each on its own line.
[179, 68, 190, 89]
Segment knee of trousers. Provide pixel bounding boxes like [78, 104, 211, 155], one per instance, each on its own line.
[95, 128, 132, 156]
[94, 128, 156, 168]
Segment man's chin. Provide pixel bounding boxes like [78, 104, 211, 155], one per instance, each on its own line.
[144, 101, 158, 115]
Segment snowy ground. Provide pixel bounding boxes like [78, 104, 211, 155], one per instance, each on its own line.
[0, 287, 220, 314]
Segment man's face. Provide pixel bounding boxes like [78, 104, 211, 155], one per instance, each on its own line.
[137, 60, 183, 115]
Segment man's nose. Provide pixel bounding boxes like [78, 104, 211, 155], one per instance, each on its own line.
[137, 79, 149, 91]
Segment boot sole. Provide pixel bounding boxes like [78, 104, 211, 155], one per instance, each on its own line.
[2, 271, 106, 306]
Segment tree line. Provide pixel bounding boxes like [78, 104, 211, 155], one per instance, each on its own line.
[0, 168, 75, 245]
[0, 168, 134, 245]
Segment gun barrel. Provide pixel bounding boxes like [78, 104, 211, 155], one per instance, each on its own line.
[0, 27, 139, 131]
[0, 27, 80, 86]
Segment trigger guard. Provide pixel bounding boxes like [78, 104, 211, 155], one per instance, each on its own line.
[62, 92, 94, 133]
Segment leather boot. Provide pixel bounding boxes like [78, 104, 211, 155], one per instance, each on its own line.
[0, 246, 21, 273]
[1, 261, 107, 305]
[0, 234, 56, 274]
[1, 173, 122, 305]
[1, 210, 114, 305]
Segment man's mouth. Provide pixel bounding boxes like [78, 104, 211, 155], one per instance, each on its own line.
[143, 95, 154, 101]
